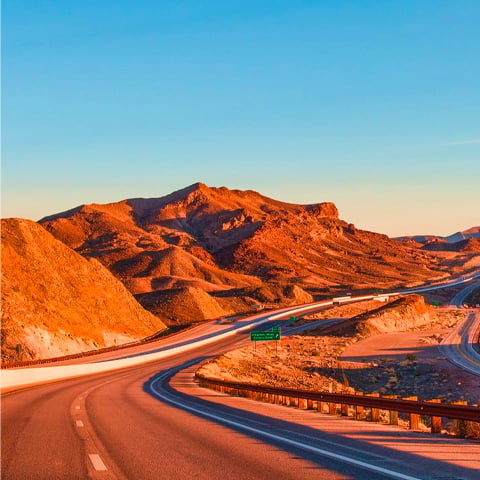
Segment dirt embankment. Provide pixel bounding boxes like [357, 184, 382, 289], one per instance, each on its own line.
[1, 218, 166, 363]
[197, 295, 476, 403]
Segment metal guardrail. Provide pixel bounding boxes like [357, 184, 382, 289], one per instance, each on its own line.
[195, 373, 480, 432]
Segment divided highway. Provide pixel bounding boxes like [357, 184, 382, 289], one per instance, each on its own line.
[2, 272, 480, 479]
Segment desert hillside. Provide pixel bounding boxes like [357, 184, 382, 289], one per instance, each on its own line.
[1, 218, 166, 363]
[39, 183, 466, 324]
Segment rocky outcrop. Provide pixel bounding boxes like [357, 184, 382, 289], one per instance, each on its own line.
[351, 295, 436, 337]
[304, 202, 338, 218]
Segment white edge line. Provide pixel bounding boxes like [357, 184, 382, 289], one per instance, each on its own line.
[149, 374, 422, 480]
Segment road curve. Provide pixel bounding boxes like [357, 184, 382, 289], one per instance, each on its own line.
[2, 333, 385, 480]
[438, 282, 480, 376]
[3, 272, 480, 479]
[4, 332, 480, 480]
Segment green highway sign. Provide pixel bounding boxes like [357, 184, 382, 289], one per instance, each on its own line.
[250, 330, 281, 341]
[289, 316, 296, 322]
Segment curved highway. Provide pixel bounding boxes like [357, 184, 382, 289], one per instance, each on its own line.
[2, 272, 480, 479]
[440, 281, 480, 376]
[4, 329, 480, 480]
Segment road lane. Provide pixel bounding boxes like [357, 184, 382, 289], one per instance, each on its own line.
[2, 335, 353, 480]
[439, 282, 480, 376]
[4, 326, 480, 480]
[3, 271, 480, 479]
[164, 360, 480, 479]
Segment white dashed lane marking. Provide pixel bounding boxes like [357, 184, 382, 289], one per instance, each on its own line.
[88, 454, 108, 471]
[75, 405, 81, 410]
[75, 420, 84, 427]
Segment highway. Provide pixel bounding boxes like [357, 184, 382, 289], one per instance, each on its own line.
[2, 272, 480, 479]
[439, 281, 480, 376]
[4, 327, 480, 480]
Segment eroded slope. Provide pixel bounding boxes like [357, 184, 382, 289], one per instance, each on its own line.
[1, 218, 166, 362]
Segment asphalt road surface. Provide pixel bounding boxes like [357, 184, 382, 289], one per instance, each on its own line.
[439, 282, 480, 376]
[3, 274, 480, 479]
[3, 325, 480, 479]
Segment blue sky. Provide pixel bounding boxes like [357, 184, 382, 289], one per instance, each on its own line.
[2, 0, 479, 236]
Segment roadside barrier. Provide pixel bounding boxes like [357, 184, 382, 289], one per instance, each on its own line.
[0, 324, 199, 369]
[4, 272, 479, 370]
[0, 299, 336, 370]
[195, 373, 480, 434]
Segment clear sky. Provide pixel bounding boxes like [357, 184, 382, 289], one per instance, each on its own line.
[2, 1, 479, 236]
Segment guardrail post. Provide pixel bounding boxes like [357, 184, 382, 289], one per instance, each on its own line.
[317, 400, 325, 413]
[355, 392, 364, 420]
[307, 399, 315, 410]
[427, 399, 442, 433]
[403, 396, 419, 430]
[453, 400, 468, 436]
[328, 401, 336, 415]
[368, 393, 380, 421]
[299, 398, 307, 410]
[387, 395, 399, 425]
[341, 402, 349, 416]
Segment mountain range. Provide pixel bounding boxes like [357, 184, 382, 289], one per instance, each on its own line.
[38, 183, 467, 325]
[395, 226, 480, 248]
[3, 183, 478, 361]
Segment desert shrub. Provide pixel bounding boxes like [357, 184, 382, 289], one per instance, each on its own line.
[454, 420, 480, 439]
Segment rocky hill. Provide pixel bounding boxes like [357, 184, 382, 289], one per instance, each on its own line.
[422, 237, 480, 252]
[39, 183, 454, 324]
[1, 219, 166, 363]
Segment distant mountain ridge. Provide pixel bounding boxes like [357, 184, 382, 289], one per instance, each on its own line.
[395, 226, 480, 245]
[39, 183, 458, 324]
[394, 226, 480, 252]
